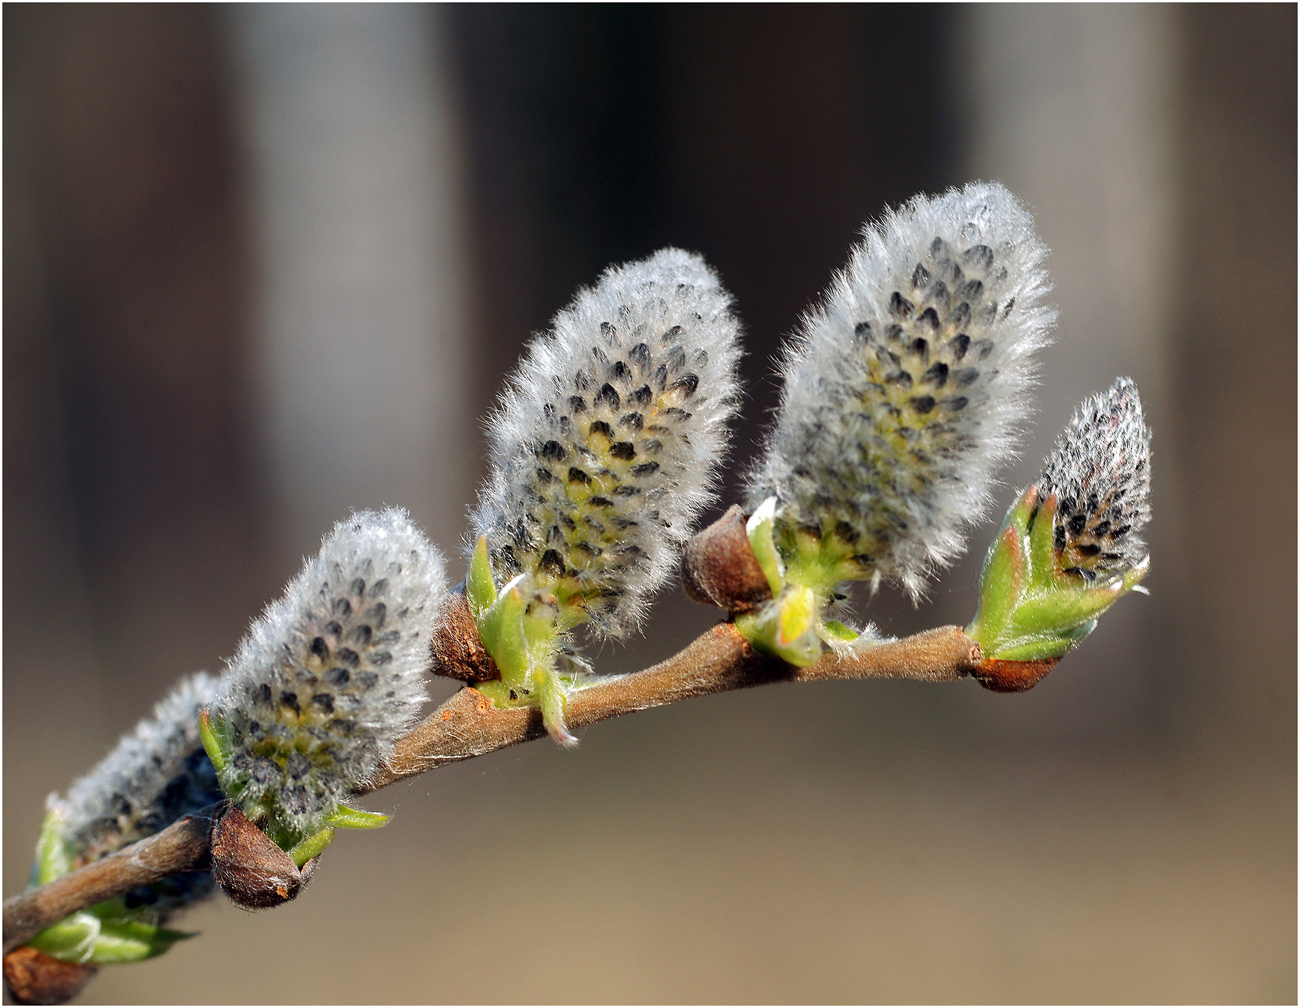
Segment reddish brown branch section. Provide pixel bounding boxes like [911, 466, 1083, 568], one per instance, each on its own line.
[3, 624, 980, 961]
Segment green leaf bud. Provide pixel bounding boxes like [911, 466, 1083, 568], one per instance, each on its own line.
[967, 379, 1152, 687]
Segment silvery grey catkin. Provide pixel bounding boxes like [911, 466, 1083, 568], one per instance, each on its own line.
[209, 508, 445, 842]
[471, 247, 743, 636]
[747, 182, 1056, 597]
[1039, 377, 1152, 580]
[48, 671, 223, 914]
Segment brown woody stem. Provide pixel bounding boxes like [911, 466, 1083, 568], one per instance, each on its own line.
[2, 803, 224, 955]
[368, 622, 979, 787]
[3, 624, 980, 955]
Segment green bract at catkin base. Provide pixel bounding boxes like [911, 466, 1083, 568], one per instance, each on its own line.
[731, 498, 865, 666]
[741, 182, 1056, 664]
[469, 248, 742, 743]
[27, 673, 223, 965]
[464, 536, 593, 744]
[967, 377, 1152, 661]
[202, 508, 446, 859]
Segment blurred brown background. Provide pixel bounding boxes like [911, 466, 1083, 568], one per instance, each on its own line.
[4, 4, 1294, 1003]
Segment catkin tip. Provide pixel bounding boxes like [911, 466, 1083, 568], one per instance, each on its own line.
[1039, 377, 1152, 580]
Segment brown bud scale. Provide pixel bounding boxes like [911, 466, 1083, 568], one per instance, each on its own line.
[682, 506, 773, 614]
[973, 657, 1058, 693]
[3, 947, 98, 1006]
[429, 586, 500, 682]
[210, 806, 307, 910]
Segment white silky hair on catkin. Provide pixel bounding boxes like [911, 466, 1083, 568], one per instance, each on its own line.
[471, 247, 742, 638]
[1039, 376, 1152, 577]
[747, 181, 1057, 598]
[213, 507, 445, 835]
[57, 671, 223, 854]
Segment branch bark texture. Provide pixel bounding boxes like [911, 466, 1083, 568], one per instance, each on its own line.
[368, 622, 979, 787]
[4, 624, 980, 955]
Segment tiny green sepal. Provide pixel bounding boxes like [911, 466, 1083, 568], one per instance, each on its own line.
[288, 826, 335, 867]
[33, 804, 75, 886]
[734, 593, 822, 667]
[467, 535, 498, 619]
[993, 624, 1095, 663]
[967, 515, 1028, 648]
[745, 497, 785, 597]
[325, 804, 390, 830]
[536, 671, 578, 747]
[197, 707, 231, 776]
[778, 584, 817, 649]
[1027, 484, 1057, 579]
[26, 914, 98, 964]
[736, 498, 876, 666]
[734, 498, 867, 666]
[967, 486, 1149, 664]
[821, 620, 860, 643]
[1008, 582, 1125, 639]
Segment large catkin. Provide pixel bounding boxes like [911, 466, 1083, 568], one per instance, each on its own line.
[471, 247, 743, 638]
[210, 508, 445, 840]
[747, 182, 1056, 597]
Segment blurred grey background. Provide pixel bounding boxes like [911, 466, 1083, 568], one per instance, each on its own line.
[4, 4, 1294, 1003]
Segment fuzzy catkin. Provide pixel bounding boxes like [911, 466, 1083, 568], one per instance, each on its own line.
[471, 247, 742, 637]
[51, 671, 223, 914]
[212, 508, 444, 838]
[1038, 377, 1151, 580]
[747, 182, 1056, 597]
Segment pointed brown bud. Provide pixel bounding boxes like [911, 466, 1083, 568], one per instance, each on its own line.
[429, 586, 500, 682]
[210, 806, 307, 910]
[682, 506, 773, 614]
[3, 947, 98, 1006]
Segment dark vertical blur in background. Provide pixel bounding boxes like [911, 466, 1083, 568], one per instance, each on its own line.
[5, 4, 1294, 1003]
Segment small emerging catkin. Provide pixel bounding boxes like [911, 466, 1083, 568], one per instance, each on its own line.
[471, 247, 742, 637]
[50, 671, 223, 914]
[211, 508, 444, 840]
[1038, 377, 1151, 580]
[747, 182, 1056, 597]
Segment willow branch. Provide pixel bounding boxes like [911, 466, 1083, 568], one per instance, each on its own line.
[3, 804, 223, 955]
[365, 621, 980, 788]
[3, 623, 979, 952]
